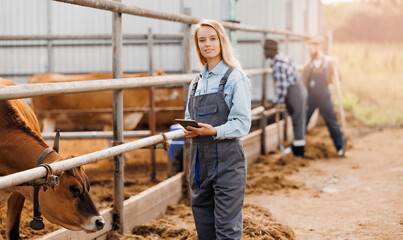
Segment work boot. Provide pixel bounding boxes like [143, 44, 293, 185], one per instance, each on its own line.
[338, 147, 345, 157]
[292, 145, 305, 157]
[283, 146, 292, 155]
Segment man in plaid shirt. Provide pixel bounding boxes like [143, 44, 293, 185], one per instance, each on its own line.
[272, 53, 296, 104]
[264, 39, 307, 157]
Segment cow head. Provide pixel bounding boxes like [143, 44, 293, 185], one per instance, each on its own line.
[38, 166, 104, 232]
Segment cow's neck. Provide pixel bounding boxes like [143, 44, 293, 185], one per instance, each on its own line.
[0, 127, 59, 175]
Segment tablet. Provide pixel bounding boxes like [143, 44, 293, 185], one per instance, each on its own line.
[175, 119, 201, 128]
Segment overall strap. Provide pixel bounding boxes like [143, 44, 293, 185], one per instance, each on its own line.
[218, 67, 234, 92]
[310, 58, 327, 75]
[190, 75, 200, 97]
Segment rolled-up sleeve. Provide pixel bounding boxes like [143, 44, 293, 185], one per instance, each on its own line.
[214, 70, 251, 139]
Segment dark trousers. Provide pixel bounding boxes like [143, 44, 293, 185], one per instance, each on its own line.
[285, 78, 307, 142]
[306, 93, 343, 151]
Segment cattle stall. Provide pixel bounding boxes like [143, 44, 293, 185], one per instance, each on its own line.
[0, 0, 321, 239]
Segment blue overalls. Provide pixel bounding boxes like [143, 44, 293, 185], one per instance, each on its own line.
[188, 68, 246, 240]
[306, 62, 343, 151]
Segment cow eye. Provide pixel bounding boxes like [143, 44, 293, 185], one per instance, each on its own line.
[70, 185, 81, 196]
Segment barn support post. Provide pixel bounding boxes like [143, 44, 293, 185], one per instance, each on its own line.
[285, 34, 290, 55]
[181, 2, 192, 201]
[147, 27, 157, 182]
[46, 0, 54, 72]
[260, 33, 268, 155]
[283, 35, 290, 141]
[283, 110, 289, 142]
[112, 0, 125, 233]
[327, 29, 333, 55]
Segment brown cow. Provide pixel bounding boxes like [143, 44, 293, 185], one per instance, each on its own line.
[0, 79, 104, 240]
[29, 69, 184, 132]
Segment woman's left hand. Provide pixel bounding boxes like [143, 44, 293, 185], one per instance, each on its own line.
[186, 123, 217, 137]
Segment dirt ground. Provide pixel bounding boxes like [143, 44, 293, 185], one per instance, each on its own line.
[247, 126, 403, 239]
[1, 113, 402, 239]
[105, 114, 403, 240]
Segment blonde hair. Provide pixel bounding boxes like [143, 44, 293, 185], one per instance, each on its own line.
[193, 19, 242, 70]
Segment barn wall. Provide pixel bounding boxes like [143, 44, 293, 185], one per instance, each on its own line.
[0, 0, 322, 100]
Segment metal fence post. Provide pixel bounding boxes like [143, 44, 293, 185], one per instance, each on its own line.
[285, 34, 290, 55]
[112, 0, 124, 233]
[182, 4, 192, 201]
[283, 35, 290, 141]
[260, 33, 267, 155]
[148, 27, 157, 181]
[46, 0, 53, 73]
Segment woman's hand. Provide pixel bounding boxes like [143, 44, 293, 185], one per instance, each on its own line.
[184, 123, 217, 138]
[184, 128, 200, 138]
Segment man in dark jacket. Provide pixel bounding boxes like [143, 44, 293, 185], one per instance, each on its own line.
[264, 39, 307, 157]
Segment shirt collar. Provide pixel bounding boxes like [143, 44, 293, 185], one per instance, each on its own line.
[200, 60, 229, 78]
[273, 53, 286, 62]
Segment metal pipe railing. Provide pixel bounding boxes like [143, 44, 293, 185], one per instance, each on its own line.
[0, 33, 183, 41]
[53, 0, 313, 39]
[0, 74, 195, 100]
[0, 68, 270, 101]
[41, 130, 150, 140]
[0, 130, 184, 190]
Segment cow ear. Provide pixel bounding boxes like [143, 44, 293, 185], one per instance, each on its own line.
[66, 168, 75, 177]
[85, 176, 90, 192]
[53, 129, 60, 153]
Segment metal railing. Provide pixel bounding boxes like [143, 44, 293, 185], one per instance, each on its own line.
[0, 69, 271, 100]
[0, 0, 317, 234]
[0, 130, 184, 190]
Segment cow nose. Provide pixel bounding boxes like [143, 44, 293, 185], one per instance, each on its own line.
[95, 217, 105, 230]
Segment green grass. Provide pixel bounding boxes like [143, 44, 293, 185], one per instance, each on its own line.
[332, 42, 403, 126]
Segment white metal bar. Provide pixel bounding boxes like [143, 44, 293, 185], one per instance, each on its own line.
[0, 33, 183, 41]
[0, 130, 184, 190]
[251, 106, 265, 116]
[0, 68, 270, 101]
[112, 0, 125, 232]
[41, 130, 150, 139]
[46, 1, 53, 73]
[0, 74, 196, 100]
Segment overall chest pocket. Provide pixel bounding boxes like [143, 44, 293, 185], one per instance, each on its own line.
[197, 104, 217, 116]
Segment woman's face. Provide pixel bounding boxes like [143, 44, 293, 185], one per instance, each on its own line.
[197, 26, 221, 61]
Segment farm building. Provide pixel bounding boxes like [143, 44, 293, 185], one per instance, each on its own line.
[0, 1, 327, 239]
[0, 0, 323, 101]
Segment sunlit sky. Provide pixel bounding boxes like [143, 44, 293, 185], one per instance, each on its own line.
[322, 0, 359, 4]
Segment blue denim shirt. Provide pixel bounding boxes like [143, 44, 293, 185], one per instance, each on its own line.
[185, 60, 251, 139]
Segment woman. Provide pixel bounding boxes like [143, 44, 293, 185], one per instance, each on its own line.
[184, 19, 251, 240]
